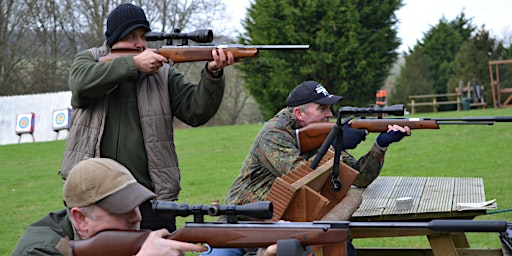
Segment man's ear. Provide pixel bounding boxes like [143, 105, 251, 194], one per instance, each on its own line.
[293, 107, 304, 122]
[70, 207, 89, 233]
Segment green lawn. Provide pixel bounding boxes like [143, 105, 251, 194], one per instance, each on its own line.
[1, 108, 511, 254]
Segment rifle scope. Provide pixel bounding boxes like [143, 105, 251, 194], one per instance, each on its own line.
[152, 200, 273, 221]
[338, 104, 405, 117]
[145, 29, 213, 43]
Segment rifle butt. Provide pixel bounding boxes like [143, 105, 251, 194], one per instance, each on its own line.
[296, 122, 336, 153]
[72, 230, 151, 256]
[98, 49, 141, 62]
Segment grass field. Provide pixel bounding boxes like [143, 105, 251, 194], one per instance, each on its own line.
[1, 108, 512, 254]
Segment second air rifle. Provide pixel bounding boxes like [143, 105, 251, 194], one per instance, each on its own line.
[71, 200, 508, 256]
[296, 104, 512, 154]
[99, 29, 309, 63]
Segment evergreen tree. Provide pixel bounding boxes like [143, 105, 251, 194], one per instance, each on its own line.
[499, 43, 512, 93]
[451, 26, 505, 107]
[419, 13, 475, 95]
[238, 0, 402, 118]
[390, 48, 434, 108]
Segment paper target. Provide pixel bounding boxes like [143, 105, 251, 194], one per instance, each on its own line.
[52, 108, 71, 131]
[16, 113, 35, 134]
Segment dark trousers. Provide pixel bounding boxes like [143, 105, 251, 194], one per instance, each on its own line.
[139, 200, 176, 231]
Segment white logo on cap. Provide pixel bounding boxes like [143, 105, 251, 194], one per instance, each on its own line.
[315, 84, 331, 97]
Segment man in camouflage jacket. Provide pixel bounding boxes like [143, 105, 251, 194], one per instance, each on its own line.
[207, 81, 411, 256]
[224, 80, 411, 206]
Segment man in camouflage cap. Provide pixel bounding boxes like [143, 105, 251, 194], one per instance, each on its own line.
[206, 81, 410, 256]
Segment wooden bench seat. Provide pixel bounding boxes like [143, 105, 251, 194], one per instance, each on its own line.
[456, 84, 486, 109]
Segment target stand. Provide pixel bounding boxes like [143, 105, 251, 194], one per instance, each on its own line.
[15, 113, 35, 143]
[52, 108, 71, 140]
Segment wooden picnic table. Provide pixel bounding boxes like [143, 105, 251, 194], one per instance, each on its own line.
[348, 176, 502, 256]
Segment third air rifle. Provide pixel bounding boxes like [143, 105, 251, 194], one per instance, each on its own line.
[99, 29, 309, 63]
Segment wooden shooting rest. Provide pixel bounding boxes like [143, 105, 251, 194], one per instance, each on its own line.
[265, 149, 361, 256]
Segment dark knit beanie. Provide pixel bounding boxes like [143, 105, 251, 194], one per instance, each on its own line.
[105, 3, 151, 48]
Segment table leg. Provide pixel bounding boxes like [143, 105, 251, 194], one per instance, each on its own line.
[428, 233, 458, 256]
[450, 233, 470, 248]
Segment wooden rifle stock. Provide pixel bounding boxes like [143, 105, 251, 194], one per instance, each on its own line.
[295, 122, 337, 154]
[349, 119, 440, 131]
[72, 230, 151, 256]
[99, 45, 309, 63]
[295, 120, 437, 153]
[72, 221, 349, 256]
[71, 220, 508, 256]
[295, 116, 512, 154]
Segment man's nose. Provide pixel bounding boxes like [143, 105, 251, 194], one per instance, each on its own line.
[135, 37, 146, 48]
[130, 207, 143, 222]
[326, 109, 334, 118]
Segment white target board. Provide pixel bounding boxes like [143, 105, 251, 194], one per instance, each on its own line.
[52, 108, 71, 131]
[16, 113, 35, 134]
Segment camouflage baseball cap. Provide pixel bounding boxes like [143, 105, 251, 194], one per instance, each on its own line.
[63, 158, 155, 214]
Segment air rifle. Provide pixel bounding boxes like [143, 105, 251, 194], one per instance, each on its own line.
[99, 28, 309, 63]
[71, 200, 508, 256]
[296, 104, 512, 154]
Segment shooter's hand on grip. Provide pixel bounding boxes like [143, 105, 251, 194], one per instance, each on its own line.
[332, 124, 367, 150]
[376, 125, 411, 147]
[137, 229, 207, 256]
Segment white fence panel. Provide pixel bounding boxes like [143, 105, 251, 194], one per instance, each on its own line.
[0, 91, 72, 145]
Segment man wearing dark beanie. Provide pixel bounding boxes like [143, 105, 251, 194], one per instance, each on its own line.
[104, 3, 151, 48]
[60, 3, 240, 232]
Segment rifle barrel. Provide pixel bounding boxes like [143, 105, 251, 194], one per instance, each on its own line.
[437, 121, 494, 125]
[215, 44, 310, 50]
[250, 45, 310, 50]
[431, 116, 512, 122]
[347, 219, 507, 233]
[182, 219, 506, 233]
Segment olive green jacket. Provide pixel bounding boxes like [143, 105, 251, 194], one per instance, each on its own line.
[11, 209, 73, 256]
[60, 44, 225, 200]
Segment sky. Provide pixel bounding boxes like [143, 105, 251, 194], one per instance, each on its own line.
[225, 0, 512, 53]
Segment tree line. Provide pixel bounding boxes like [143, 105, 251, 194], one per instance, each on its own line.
[390, 13, 512, 110]
[238, 0, 403, 118]
[3, 0, 509, 124]
[239, 2, 512, 117]
[0, 0, 230, 96]
[0, 0, 263, 125]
